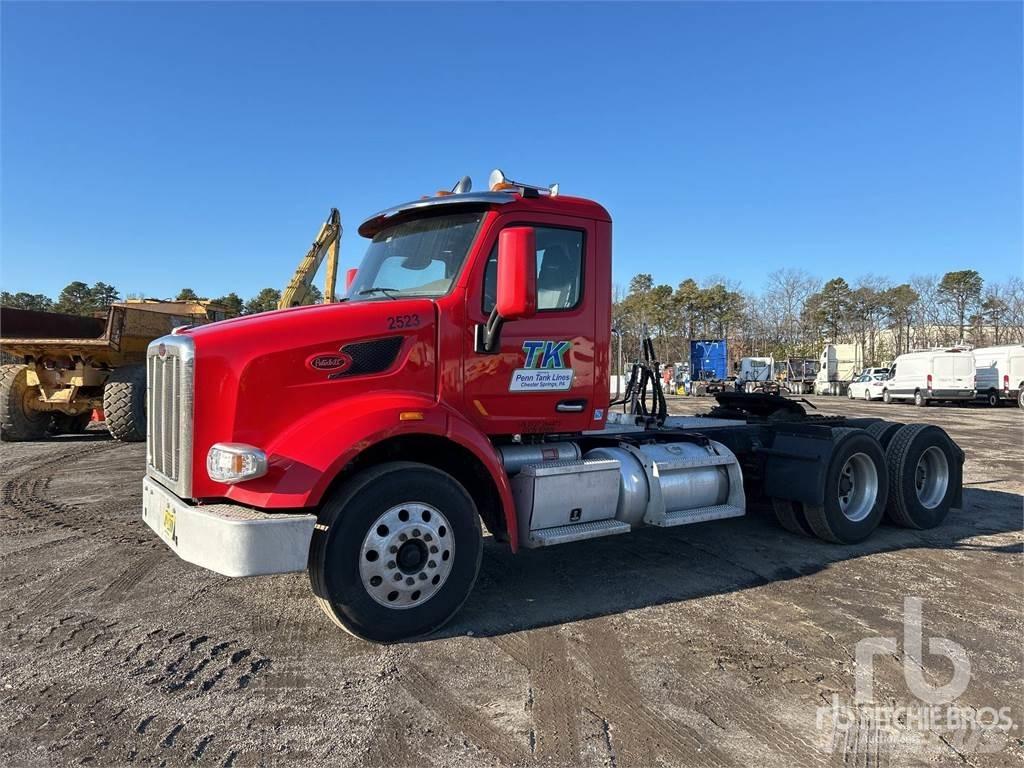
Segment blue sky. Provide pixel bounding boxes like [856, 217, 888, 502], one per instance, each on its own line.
[2, 1, 1021, 300]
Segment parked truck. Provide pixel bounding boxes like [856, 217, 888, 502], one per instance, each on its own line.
[689, 339, 730, 395]
[141, 171, 965, 642]
[814, 343, 864, 396]
[0, 300, 229, 441]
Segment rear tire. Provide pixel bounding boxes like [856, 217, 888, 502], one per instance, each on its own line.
[103, 365, 146, 442]
[864, 420, 903, 450]
[1019, 389, 1024, 409]
[0, 364, 48, 441]
[914, 390, 927, 407]
[772, 499, 815, 537]
[309, 461, 482, 643]
[801, 429, 888, 544]
[883, 424, 958, 529]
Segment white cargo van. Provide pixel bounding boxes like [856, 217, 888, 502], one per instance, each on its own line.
[882, 348, 975, 407]
[973, 345, 1024, 408]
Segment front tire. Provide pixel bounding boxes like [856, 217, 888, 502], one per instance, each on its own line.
[883, 389, 892, 404]
[863, 388, 872, 401]
[984, 390, 998, 407]
[309, 461, 482, 643]
[0, 364, 48, 441]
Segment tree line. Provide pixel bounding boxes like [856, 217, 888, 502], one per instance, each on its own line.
[613, 269, 1024, 370]
[0, 283, 322, 317]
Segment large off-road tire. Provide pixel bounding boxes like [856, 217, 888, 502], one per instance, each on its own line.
[801, 428, 889, 544]
[50, 412, 92, 435]
[772, 498, 815, 537]
[865, 420, 903, 450]
[309, 461, 483, 643]
[103, 365, 146, 442]
[0, 364, 48, 441]
[883, 424, 959, 529]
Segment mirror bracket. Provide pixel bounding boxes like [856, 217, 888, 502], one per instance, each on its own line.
[474, 309, 504, 354]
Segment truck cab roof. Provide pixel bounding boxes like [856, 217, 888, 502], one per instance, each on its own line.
[358, 190, 611, 238]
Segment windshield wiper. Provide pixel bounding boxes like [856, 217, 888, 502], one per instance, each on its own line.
[357, 287, 401, 300]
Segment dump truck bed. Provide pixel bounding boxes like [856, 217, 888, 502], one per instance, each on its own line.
[1, 305, 198, 366]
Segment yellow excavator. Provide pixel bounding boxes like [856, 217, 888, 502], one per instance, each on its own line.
[278, 208, 342, 310]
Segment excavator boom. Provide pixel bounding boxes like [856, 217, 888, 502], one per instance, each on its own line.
[278, 208, 342, 310]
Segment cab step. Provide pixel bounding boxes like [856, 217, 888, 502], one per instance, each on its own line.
[525, 518, 630, 547]
[648, 503, 745, 528]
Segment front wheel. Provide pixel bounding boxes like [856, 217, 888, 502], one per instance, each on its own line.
[848, 388, 855, 400]
[0, 364, 48, 441]
[103, 365, 146, 442]
[863, 388, 872, 401]
[309, 462, 482, 643]
[984, 390, 998, 407]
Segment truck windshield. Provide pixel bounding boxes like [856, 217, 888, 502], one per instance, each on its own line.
[348, 211, 484, 300]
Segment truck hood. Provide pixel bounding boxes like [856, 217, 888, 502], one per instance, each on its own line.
[181, 298, 439, 500]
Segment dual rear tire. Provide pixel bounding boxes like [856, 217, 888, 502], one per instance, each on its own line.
[773, 423, 959, 543]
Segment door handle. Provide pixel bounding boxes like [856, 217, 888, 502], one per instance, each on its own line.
[556, 399, 586, 413]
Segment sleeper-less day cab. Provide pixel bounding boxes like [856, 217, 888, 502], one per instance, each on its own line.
[142, 171, 965, 642]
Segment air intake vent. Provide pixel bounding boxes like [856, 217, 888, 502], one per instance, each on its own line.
[330, 336, 404, 379]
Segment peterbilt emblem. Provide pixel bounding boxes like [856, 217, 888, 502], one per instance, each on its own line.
[308, 353, 351, 372]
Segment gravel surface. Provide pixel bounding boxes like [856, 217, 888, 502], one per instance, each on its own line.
[1, 396, 1021, 767]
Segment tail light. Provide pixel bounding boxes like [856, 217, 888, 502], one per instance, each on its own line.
[1005, 374, 1010, 393]
[926, 374, 933, 391]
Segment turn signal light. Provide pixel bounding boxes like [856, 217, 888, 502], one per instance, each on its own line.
[207, 443, 268, 484]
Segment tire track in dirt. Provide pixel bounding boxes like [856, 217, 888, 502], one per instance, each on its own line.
[100, 550, 165, 602]
[580, 619, 731, 768]
[400, 662, 529, 766]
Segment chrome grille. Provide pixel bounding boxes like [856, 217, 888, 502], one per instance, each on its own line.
[146, 335, 195, 498]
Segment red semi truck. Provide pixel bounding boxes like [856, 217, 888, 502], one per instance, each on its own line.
[143, 171, 964, 642]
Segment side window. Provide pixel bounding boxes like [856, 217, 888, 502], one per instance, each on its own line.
[483, 227, 584, 313]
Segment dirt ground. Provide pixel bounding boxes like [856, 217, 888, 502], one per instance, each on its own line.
[1, 396, 1021, 767]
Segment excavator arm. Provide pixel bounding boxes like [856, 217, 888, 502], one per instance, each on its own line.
[278, 208, 342, 310]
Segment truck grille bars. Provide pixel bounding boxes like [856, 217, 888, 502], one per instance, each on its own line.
[146, 335, 195, 498]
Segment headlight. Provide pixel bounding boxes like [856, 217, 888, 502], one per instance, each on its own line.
[207, 443, 268, 484]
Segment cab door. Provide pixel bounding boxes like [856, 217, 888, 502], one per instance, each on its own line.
[462, 213, 597, 435]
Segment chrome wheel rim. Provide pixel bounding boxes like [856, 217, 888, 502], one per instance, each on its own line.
[915, 446, 949, 509]
[359, 503, 454, 610]
[837, 452, 878, 522]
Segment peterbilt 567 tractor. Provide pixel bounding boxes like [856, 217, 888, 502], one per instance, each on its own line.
[142, 171, 965, 642]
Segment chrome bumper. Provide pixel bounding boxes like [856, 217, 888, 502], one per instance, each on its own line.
[142, 476, 316, 577]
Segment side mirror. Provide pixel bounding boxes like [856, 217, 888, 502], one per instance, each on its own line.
[345, 268, 358, 292]
[476, 227, 537, 354]
[495, 227, 537, 320]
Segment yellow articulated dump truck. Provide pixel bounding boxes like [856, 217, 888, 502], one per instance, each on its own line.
[0, 299, 231, 442]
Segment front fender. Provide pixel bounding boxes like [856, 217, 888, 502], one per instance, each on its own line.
[222, 393, 518, 549]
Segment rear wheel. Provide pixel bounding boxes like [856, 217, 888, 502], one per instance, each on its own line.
[1019, 389, 1024, 409]
[914, 390, 927, 407]
[801, 429, 888, 544]
[864, 420, 903, 450]
[883, 424, 958, 529]
[103, 365, 146, 442]
[772, 499, 815, 537]
[0, 364, 48, 441]
[309, 461, 482, 642]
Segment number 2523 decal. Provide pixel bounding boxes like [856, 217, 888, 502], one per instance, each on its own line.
[387, 314, 421, 330]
